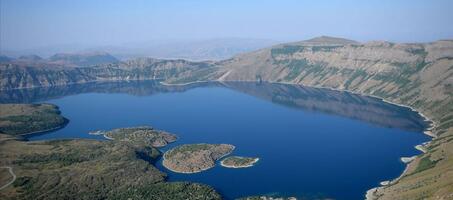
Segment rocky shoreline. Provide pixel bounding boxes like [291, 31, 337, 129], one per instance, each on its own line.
[163, 144, 235, 173]
[162, 79, 439, 200]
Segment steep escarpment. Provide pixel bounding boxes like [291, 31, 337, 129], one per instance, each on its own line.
[0, 58, 218, 90]
[192, 37, 453, 200]
[206, 38, 453, 121]
[1, 36, 452, 199]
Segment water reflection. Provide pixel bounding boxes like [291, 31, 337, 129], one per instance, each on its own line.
[0, 81, 427, 132]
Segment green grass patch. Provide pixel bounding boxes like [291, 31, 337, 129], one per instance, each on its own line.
[271, 45, 306, 57]
[411, 155, 440, 174]
[311, 45, 341, 52]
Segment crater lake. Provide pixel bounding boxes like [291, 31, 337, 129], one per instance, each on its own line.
[0, 81, 430, 200]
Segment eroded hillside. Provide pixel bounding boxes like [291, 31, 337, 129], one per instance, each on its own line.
[1, 36, 452, 199]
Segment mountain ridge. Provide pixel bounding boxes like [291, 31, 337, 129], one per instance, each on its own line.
[0, 36, 452, 199]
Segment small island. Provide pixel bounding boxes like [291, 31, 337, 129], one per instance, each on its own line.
[163, 143, 235, 173]
[0, 103, 67, 135]
[92, 126, 177, 147]
[221, 156, 259, 168]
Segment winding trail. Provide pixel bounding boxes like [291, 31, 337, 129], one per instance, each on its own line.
[0, 166, 16, 190]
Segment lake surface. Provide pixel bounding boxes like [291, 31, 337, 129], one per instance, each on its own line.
[0, 81, 430, 200]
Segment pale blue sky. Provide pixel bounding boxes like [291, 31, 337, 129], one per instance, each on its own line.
[1, 0, 453, 50]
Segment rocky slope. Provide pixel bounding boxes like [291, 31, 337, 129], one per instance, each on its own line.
[192, 36, 453, 200]
[0, 81, 428, 133]
[204, 37, 453, 131]
[1, 36, 452, 199]
[0, 57, 217, 90]
[163, 144, 235, 173]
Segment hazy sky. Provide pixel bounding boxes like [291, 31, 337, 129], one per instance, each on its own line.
[1, 0, 453, 50]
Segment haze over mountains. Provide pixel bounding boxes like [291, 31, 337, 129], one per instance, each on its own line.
[0, 52, 119, 68]
[1, 38, 280, 61]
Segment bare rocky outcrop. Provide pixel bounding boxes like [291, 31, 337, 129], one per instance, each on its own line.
[1, 36, 452, 199]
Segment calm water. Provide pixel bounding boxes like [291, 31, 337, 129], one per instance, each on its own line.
[0, 81, 430, 200]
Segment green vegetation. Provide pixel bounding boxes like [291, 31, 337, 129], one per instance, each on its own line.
[102, 126, 177, 147]
[271, 45, 341, 58]
[311, 45, 341, 52]
[169, 67, 218, 84]
[164, 143, 215, 159]
[0, 104, 67, 135]
[12, 176, 31, 188]
[284, 59, 308, 81]
[221, 156, 259, 168]
[411, 155, 440, 174]
[344, 69, 368, 89]
[439, 121, 453, 131]
[372, 60, 428, 91]
[14, 148, 106, 167]
[0, 134, 221, 200]
[109, 182, 221, 200]
[271, 45, 306, 57]
[406, 48, 428, 57]
[440, 115, 453, 124]
[274, 59, 327, 81]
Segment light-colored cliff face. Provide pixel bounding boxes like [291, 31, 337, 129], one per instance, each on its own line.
[194, 37, 453, 200]
[1, 36, 452, 199]
[0, 58, 216, 90]
[216, 39, 452, 97]
[203, 38, 453, 132]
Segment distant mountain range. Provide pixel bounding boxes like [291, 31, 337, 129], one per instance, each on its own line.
[0, 52, 119, 67]
[1, 38, 280, 61]
[0, 36, 452, 199]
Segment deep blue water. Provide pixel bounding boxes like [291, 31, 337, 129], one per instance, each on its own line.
[1, 81, 430, 200]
